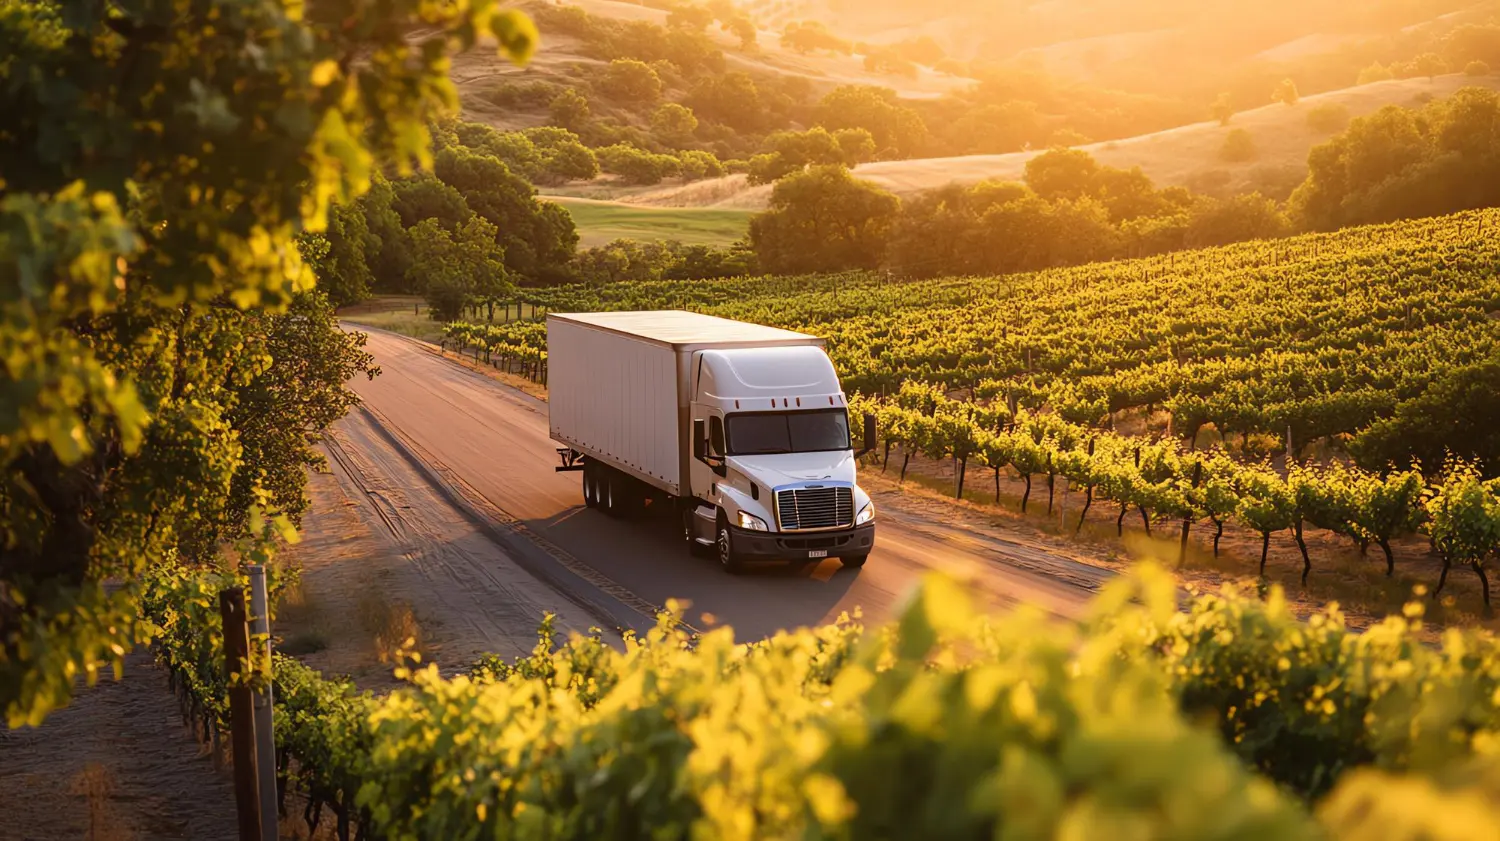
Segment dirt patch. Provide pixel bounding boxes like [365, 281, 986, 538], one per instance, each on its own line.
[0, 652, 238, 841]
[275, 408, 602, 691]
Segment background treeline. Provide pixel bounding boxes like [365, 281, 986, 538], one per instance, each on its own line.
[750, 86, 1500, 276]
[499, 1, 1194, 164]
[486, 2, 1500, 170]
[307, 83, 1500, 319]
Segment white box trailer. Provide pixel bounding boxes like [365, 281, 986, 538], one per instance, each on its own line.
[547, 311, 877, 572]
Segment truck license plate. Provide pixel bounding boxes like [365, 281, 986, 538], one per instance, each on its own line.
[807, 550, 828, 559]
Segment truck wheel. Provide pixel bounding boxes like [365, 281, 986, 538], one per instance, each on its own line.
[599, 470, 617, 516]
[582, 464, 597, 508]
[840, 554, 868, 569]
[716, 516, 745, 574]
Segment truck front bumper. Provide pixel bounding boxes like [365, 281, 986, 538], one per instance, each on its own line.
[728, 523, 875, 561]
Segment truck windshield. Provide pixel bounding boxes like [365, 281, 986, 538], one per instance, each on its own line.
[725, 410, 851, 455]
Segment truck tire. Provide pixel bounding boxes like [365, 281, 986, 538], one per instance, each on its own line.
[599, 469, 618, 517]
[716, 513, 746, 574]
[582, 463, 597, 508]
[840, 554, 868, 569]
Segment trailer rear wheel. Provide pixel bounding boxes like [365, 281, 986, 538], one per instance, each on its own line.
[599, 470, 618, 516]
[582, 462, 597, 508]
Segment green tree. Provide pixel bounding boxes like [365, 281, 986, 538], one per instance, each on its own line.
[522, 127, 600, 183]
[1024, 147, 1100, 200]
[745, 127, 853, 185]
[677, 149, 726, 180]
[1444, 23, 1500, 67]
[433, 147, 580, 279]
[834, 128, 878, 164]
[686, 71, 765, 132]
[550, 88, 592, 132]
[1212, 93, 1235, 126]
[392, 174, 471, 231]
[1409, 53, 1448, 81]
[815, 85, 928, 158]
[597, 143, 682, 184]
[780, 20, 851, 55]
[724, 15, 757, 50]
[651, 102, 700, 143]
[407, 217, 510, 319]
[666, 3, 714, 31]
[749, 165, 900, 274]
[297, 202, 377, 307]
[602, 58, 663, 103]
[1273, 78, 1300, 106]
[0, 0, 533, 725]
[360, 174, 415, 292]
[1357, 62, 1395, 85]
[1184, 193, 1290, 247]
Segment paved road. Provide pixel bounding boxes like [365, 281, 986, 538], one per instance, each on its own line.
[342, 326, 1111, 640]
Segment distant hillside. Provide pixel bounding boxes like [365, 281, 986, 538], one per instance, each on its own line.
[609, 73, 1500, 210]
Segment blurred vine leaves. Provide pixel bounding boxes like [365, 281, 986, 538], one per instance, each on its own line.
[0, 0, 536, 726]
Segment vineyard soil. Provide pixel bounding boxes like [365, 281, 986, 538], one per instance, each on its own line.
[0, 652, 237, 841]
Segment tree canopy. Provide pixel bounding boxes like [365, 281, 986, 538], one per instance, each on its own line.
[750, 166, 901, 274]
[0, 0, 536, 725]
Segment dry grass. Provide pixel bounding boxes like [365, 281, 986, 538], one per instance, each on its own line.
[341, 308, 447, 344]
[357, 589, 424, 666]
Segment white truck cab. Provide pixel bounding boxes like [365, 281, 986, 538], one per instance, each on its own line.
[547, 311, 876, 573]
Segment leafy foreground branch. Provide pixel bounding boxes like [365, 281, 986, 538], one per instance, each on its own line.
[143, 562, 1500, 841]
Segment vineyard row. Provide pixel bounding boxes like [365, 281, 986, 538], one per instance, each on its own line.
[853, 384, 1500, 603]
[138, 558, 1500, 839]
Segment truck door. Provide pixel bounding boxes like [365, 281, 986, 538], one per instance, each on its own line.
[690, 407, 726, 503]
[689, 352, 726, 504]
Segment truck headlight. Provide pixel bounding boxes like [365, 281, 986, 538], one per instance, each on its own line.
[856, 501, 875, 525]
[737, 511, 769, 531]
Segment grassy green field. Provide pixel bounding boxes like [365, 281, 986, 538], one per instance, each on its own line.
[545, 196, 752, 248]
[339, 296, 539, 343]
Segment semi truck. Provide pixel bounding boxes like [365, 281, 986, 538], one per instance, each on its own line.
[547, 311, 876, 573]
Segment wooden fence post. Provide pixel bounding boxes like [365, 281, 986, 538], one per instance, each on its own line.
[220, 587, 263, 841]
[247, 567, 278, 841]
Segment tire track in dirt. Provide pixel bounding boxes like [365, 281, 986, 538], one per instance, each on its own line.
[317, 408, 634, 664]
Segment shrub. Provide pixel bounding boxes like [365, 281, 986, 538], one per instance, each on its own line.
[677, 149, 725, 180]
[1306, 102, 1351, 133]
[1273, 78, 1300, 106]
[549, 88, 591, 131]
[1466, 60, 1492, 76]
[596, 143, 681, 184]
[601, 58, 663, 103]
[1220, 128, 1257, 162]
[1357, 62, 1395, 84]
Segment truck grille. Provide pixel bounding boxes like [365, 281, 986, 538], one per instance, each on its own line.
[777, 487, 854, 531]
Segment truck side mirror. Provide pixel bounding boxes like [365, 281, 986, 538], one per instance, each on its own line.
[855, 412, 876, 459]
